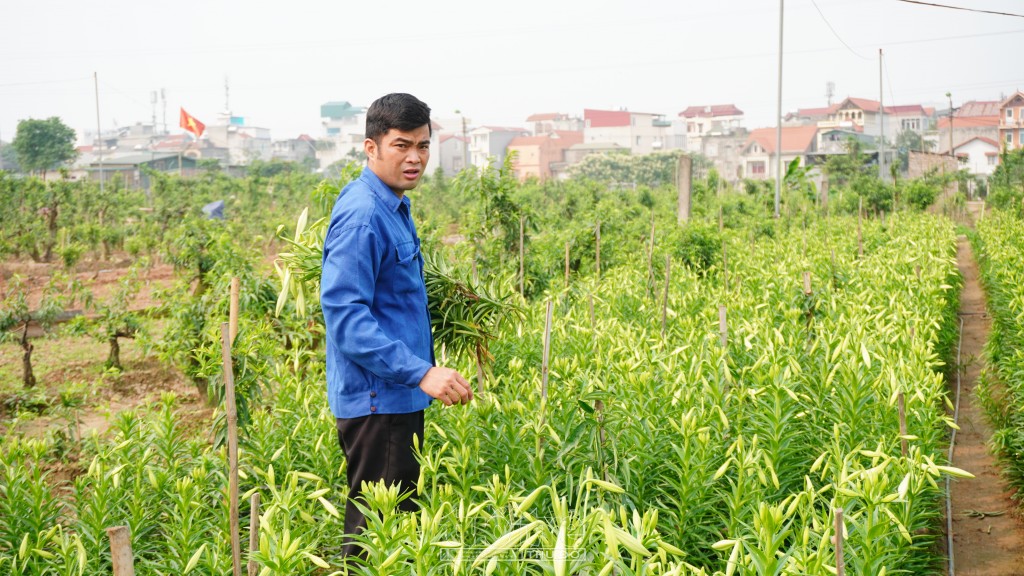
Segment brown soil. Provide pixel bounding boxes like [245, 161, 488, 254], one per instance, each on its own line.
[946, 237, 1024, 575]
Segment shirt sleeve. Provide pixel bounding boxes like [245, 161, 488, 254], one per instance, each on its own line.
[321, 222, 433, 388]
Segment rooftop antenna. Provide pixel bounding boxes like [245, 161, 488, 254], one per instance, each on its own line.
[161, 88, 167, 134]
[826, 81, 836, 106]
[224, 75, 231, 115]
[151, 91, 158, 131]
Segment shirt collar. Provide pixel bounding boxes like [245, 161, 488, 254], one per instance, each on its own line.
[360, 167, 410, 213]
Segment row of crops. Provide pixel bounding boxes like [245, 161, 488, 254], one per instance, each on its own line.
[1, 198, 969, 574]
[973, 212, 1024, 499]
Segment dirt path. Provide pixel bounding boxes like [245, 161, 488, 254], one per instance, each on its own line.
[947, 237, 1024, 575]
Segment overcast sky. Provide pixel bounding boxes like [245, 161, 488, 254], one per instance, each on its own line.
[2, 0, 1021, 144]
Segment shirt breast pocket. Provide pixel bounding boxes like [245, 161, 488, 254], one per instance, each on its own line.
[393, 240, 423, 294]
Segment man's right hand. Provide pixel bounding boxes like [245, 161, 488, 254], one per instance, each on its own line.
[418, 367, 473, 406]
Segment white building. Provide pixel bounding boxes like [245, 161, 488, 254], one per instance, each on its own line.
[953, 136, 1001, 177]
[583, 109, 673, 155]
[679, 104, 744, 154]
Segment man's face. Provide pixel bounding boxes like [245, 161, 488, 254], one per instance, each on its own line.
[364, 125, 431, 195]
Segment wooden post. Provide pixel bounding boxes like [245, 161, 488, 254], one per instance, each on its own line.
[471, 256, 478, 285]
[248, 493, 260, 576]
[719, 306, 728, 348]
[647, 217, 656, 297]
[677, 155, 693, 224]
[821, 176, 830, 217]
[595, 221, 601, 281]
[595, 398, 607, 481]
[722, 244, 729, 294]
[106, 526, 135, 576]
[803, 271, 812, 295]
[914, 265, 921, 280]
[898, 392, 908, 457]
[519, 215, 525, 297]
[221, 323, 242, 576]
[230, 277, 240, 344]
[661, 255, 671, 338]
[718, 206, 724, 232]
[564, 241, 570, 289]
[857, 198, 864, 258]
[835, 508, 845, 576]
[541, 301, 553, 400]
[588, 295, 596, 349]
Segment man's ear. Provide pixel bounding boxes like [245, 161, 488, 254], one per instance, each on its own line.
[364, 137, 376, 159]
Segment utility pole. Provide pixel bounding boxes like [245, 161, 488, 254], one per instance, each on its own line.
[879, 49, 885, 181]
[946, 92, 954, 156]
[774, 0, 784, 219]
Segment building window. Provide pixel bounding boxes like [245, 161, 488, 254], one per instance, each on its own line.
[1008, 132, 1014, 145]
[988, 155, 997, 166]
[636, 136, 642, 146]
[750, 161, 766, 175]
[1008, 109, 1014, 119]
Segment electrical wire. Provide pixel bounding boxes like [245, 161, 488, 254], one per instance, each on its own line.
[810, 0, 873, 60]
[897, 0, 1024, 18]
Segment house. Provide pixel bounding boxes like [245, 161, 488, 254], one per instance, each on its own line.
[953, 136, 1001, 177]
[82, 152, 197, 188]
[815, 97, 933, 144]
[271, 134, 319, 169]
[205, 114, 272, 166]
[999, 91, 1024, 151]
[934, 100, 1000, 154]
[564, 141, 627, 165]
[784, 105, 838, 126]
[583, 109, 673, 155]
[468, 126, 529, 169]
[506, 131, 583, 181]
[436, 134, 469, 176]
[525, 113, 584, 135]
[740, 126, 819, 180]
[318, 101, 367, 168]
[678, 104, 744, 154]
[689, 130, 749, 182]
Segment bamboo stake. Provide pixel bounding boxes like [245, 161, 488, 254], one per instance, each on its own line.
[230, 277, 240, 344]
[898, 392, 908, 457]
[718, 206, 724, 232]
[564, 241, 570, 288]
[541, 301, 553, 400]
[835, 508, 846, 576]
[647, 217, 656, 298]
[106, 526, 135, 576]
[595, 398, 607, 481]
[221, 323, 242, 576]
[661, 254, 671, 338]
[248, 493, 260, 576]
[723, 244, 729, 294]
[519, 215, 525, 297]
[857, 198, 864, 258]
[719, 306, 728, 348]
[595, 221, 601, 281]
[803, 271, 812, 295]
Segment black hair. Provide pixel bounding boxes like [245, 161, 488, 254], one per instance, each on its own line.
[365, 93, 432, 143]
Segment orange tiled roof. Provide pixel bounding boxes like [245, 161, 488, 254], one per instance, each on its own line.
[744, 125, 819, 155]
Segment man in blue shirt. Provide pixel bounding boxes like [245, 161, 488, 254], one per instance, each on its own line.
[320, 93, 473, 556]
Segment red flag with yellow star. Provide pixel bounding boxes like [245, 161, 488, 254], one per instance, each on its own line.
[179, 107, 205, 138]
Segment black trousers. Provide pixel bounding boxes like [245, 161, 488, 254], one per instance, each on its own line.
[336, 411, 424, 557]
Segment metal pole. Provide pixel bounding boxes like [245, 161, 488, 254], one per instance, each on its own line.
[94, 72, 104, 193]
[774, 0, 784, 218]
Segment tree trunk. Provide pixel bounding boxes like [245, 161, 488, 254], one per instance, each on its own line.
[106, 336, 121, 371]
[21, 324, 36, 389]
[43, 201, 59, 263]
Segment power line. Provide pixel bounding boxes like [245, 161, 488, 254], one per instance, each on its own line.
[896, 0, 1024, 18]
[810, 0, 873, 60]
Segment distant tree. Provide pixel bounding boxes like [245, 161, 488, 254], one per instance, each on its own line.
[988, 148, 1024, 209]
[12, 117, 77, 180]
[0, 142, 21, 173]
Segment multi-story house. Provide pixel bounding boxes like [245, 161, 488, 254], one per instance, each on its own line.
[436, 134, 469, 176]
[583, 109, 673, 155]
[468, 126, 529, 169]
[679, 104, 744, 154]
[740, 126, 819, 180]
[525, 113, 584, 135]
[815, 97, 933, 145]
[271, 134, 319, 168]
[318, 101, 367, 168]
[935, 101, 1000, 155]
[999, 91, 1024, 151]
[205, 113, 272, 166]
[507, 131, 583, 181]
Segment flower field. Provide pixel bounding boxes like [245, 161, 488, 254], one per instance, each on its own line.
[0, 158, 983, 569]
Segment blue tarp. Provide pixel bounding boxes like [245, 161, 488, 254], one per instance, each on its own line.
[202, 200, 224, 219]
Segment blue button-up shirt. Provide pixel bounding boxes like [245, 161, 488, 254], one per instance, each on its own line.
[321, 168, 434, 419]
